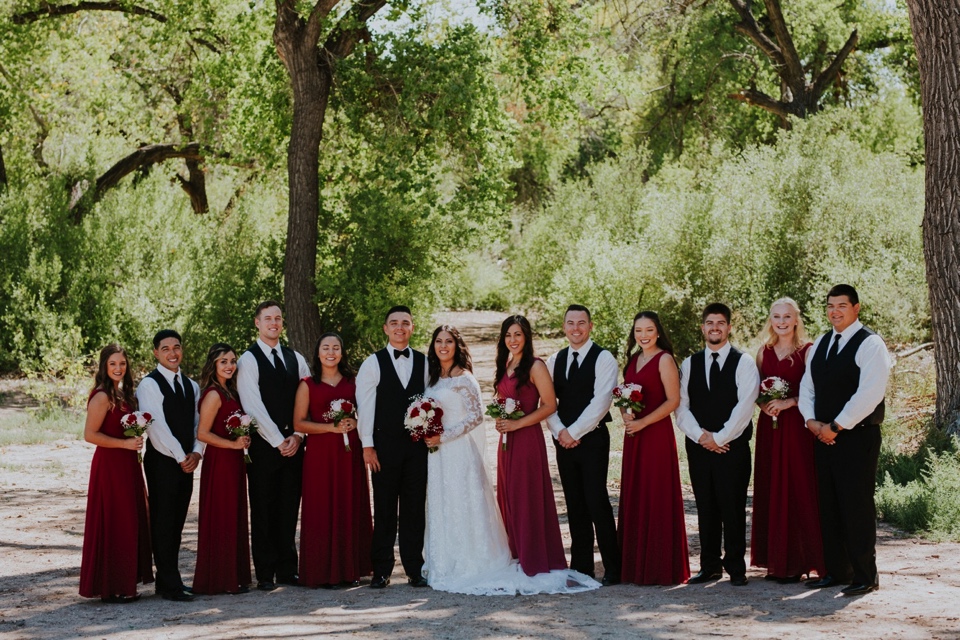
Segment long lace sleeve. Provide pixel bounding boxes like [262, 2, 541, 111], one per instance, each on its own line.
[439, 374, 484, 443]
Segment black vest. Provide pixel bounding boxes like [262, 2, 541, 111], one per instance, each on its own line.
[373, 348, 426, 437]
[247, 343, 300, 438]
[688, 348, 752, 445]
[554, 343, 612, 429]
[810, 327, 885, 426]
[144, 368, 196, 454]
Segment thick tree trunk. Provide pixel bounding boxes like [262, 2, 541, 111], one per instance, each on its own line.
[906, 0, 960, 435]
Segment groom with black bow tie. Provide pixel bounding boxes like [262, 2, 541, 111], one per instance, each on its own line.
[357, 306, 431, 588]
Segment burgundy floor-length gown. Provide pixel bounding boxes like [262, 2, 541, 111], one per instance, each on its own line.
[495, 361, 568, 576]
[79, 391, 153, 598]
[751, 344, 826, 579]
[617, 350, 690, 585]
[299, 377, 373, 586]
[193, 387, 252, 594]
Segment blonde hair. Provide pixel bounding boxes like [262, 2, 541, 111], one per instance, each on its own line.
[760, 297, 809, 350]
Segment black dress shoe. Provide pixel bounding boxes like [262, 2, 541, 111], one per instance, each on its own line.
[161, 590, 194, 602]
[775, 575, 802, 584]
[688, 570, 723, 584]
[101, 594, 141, 604]
[805, 575, 849, 589]
[257, 581, 277, 592]
[343, 580, 361, 588]
[370, 576, 390, 589]
[182, 585, 193, 595]
[601, 575, 621, 586]
[277, 575, 300, 586]
[841, 582, 879, 596]
[407, 576, 429, 587]
[729, 576, 748, 587]
[228, 585, 250, 595]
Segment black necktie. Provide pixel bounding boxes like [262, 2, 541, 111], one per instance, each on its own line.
[569, 351, 580, 377]
[709, 352, 721, 390]
[271, 347, 286, 372]
[174, 374, 185, 401]
[394, 348, 410, 360]
[828, 333, 842, 360]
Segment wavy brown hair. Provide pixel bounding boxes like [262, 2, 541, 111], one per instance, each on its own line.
[428, 325, 473, 386]
[199, 343, 238, 399]
[311, 332, 355, 383]
[494, 315, 535, 391]
[93, 344, 135, 410]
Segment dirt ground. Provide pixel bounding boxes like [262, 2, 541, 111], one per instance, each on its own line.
[1, 311, 959, 639]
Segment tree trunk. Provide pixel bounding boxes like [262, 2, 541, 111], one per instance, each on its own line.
[0, 142, 6, 192]
[906, 0, 960, 435]
[274, 21, 330, 356]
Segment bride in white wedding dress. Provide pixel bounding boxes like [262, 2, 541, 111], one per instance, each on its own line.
[420, 325, 600, 596]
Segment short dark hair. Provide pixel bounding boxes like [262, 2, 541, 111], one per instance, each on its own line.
[153, 329, 182, 349]
[826, 284, 859, 305]
[255, 300, 283, 318]
[564, 304, 591, 321]
[384, 305, 413, 323]
[701, 303, 731, 323]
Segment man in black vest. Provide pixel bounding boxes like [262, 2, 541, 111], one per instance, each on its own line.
[545, 304, 621, 585]
[356, 305, 430, 589]
[137, 329, 202, 601]
[800, 284, 889, 596]
[676, 303, 760, 586]
[236, 300, 311, 591]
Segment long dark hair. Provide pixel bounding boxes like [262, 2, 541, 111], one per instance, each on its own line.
[494, 315, 535, 391]
[93, 344, 135, 410]
[428, 325, 473, 386]
[623, 311, 674, 376]
[311, 332, 355, 383]
[199, 343, 238, 399]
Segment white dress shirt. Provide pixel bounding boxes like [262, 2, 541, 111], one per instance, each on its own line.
[356, 345, 431, 448]
[675, 342, 761, 447]
[544, 339, 619, 441]
[798, 320, 891, 429]
[136, 365, 202, 463]
[236, 339, 311, 448]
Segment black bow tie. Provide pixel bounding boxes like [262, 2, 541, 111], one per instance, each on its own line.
[394, 348, 411, 359]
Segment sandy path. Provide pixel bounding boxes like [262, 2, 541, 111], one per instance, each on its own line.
[1, 311, 958, 639]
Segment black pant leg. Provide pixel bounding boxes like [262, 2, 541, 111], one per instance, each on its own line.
[577, 428, 620, 577]
[686, 440, 723, 574]
[247, 459, 280, 582]
[370, 451, 402, 579]
[815, 440, 853, 581]
[834, 427, 881, 585]
[397, 444, 427, 579]
[555, 441, 595, 577]
[275, 451, 303, 580]
[144, 451, 192, 594]
[716, 442, 751, 579]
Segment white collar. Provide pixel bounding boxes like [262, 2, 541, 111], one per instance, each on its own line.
[705, 341, 732, 360]
[569, 339, 594, 358]
[832, 320, 864, 342]
[154, 364, 181, 384]
[257, 338, 283, 359]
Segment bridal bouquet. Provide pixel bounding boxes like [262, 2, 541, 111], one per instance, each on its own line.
[225, 410, 257, 463]
[485, 397, 525, 451]
[323, 399, 356, 452]
[121, 411, 153, 463]
[757, 376, 790, 429]
[612, 383, 645, 437]
[404, 396, 444, 453]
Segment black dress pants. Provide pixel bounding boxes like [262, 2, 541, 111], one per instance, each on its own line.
[247, 444, 303, 583]
[370, 435, 427, 580]
[685, 437, 752, 578]
[143, 450, 194, 595]
[554, 425, 620, 579]
[814, 425, 881, 586]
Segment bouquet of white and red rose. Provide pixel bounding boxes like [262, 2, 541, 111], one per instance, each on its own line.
[323, 398, 356, 452]
[404, 396, 444, 453]
[612, 383, 645, 437]
[225, 410, 257, 463]
[485, 396, 525, 451]
[757, 376, 790, 429]
[121, 411, 153, 463]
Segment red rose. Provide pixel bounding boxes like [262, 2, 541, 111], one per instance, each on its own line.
[629, 390, 643, 403]
[123, 414, 134, 425]
[342, 401, 353, 413]
[612, 387, 622, 397]
[421, 401, 432, 411]
[226, 415, 241, 428]
[760, 379, 773, 392]
[411, 407, 421, 418]
[142, 412, 152, 421]
[434, 408, 444, 418]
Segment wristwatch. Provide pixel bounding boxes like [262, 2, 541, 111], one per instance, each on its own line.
[829, 421, 841, 433]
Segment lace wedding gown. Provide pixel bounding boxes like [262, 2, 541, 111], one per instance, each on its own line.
[422, 372, 600, 595]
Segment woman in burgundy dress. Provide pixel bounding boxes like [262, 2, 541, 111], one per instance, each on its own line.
[293, 332, 372, 588]
[194, 342, 252, 594]
[493, 315, 568, 576]
[617, 311, 690, 585]
[751, 298, 825, 582]
[79, 344, 153, 603]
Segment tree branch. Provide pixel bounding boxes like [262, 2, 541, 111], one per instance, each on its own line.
[762, 0, 805, 94]
[323, 0, 387, 60]
[305, 0, 341, 45]
[810, 29, 859, 103]
[0, 142, 7, 192]
[729, 88, 792, 120]
[727, 0, 785, 68]
[13, 1, 167, 24]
